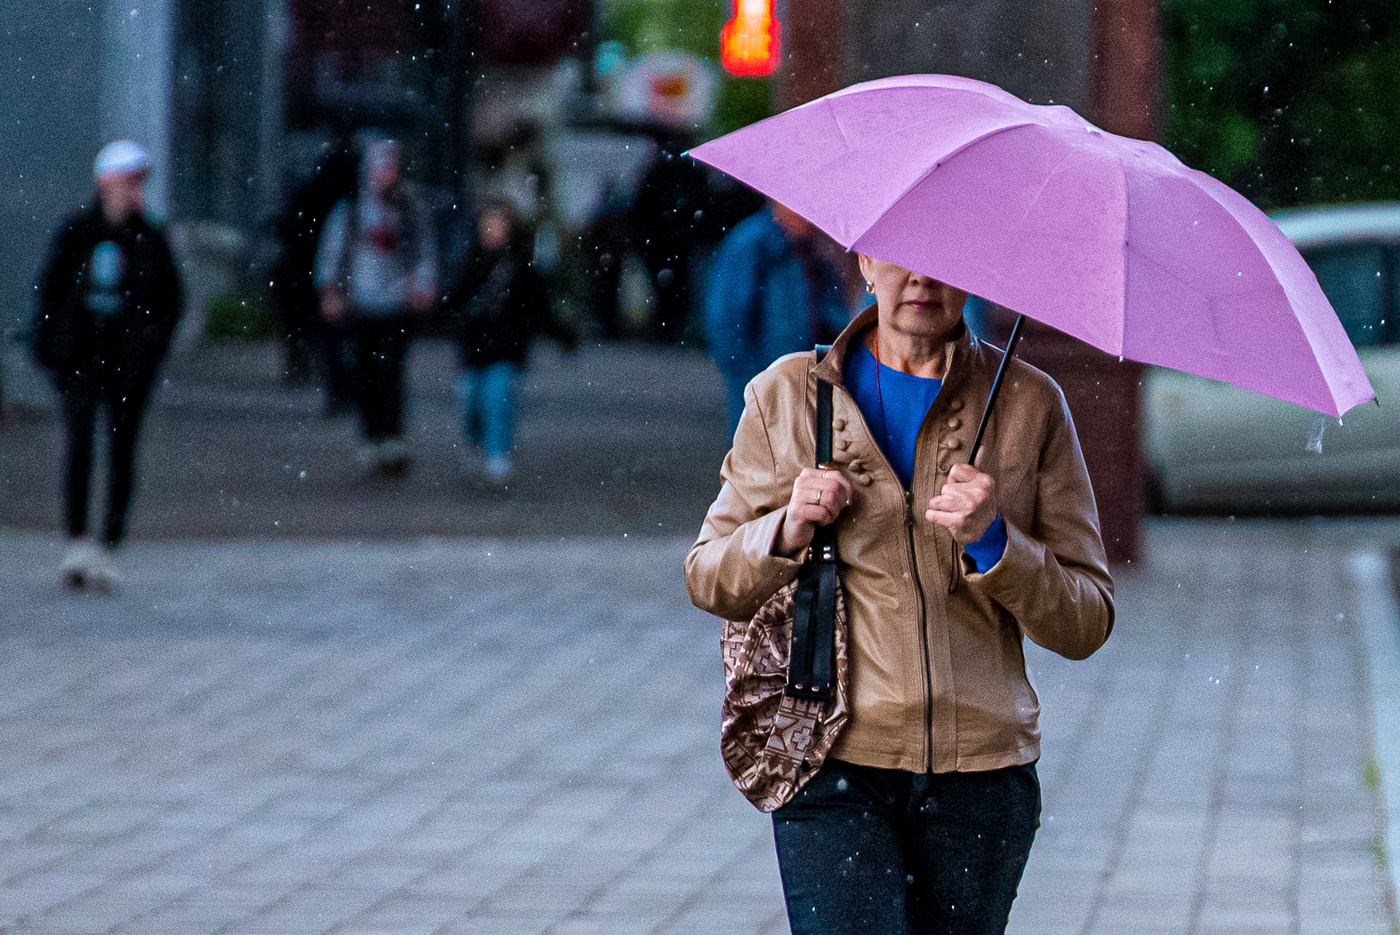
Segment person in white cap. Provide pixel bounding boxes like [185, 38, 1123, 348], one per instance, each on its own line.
[31, 140, 184, 592]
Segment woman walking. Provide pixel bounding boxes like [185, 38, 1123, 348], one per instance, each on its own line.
[684, 257, 1114, 934]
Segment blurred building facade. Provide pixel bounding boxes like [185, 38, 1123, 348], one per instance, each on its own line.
[2, 0, 1151, 550]
[0, 0, 594, 355]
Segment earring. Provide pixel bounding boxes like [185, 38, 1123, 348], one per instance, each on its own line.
[864, 281, 874, 294]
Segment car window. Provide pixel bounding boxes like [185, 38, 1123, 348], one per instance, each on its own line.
[1301, 243, 1393, 347]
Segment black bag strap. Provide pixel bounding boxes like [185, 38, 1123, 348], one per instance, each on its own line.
[787, 344, 839, 702]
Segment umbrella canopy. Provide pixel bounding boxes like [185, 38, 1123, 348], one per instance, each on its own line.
[688, 74, 1375, 418]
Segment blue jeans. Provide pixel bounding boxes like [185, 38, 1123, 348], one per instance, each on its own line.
[772, 759, 1040, 935]
[456, 363, 518, 458]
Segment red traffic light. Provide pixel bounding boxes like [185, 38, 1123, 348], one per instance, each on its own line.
[721, 0, 780, 78]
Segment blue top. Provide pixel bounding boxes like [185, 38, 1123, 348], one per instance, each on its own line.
[844, 340, 1007, 572]
[703, 208, 850, 383]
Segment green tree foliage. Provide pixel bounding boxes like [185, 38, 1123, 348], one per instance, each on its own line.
[1165, 0, 1400, 207]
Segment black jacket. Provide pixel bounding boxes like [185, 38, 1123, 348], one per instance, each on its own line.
[32, 206, 184, 390]
[448, 239, 570, 367]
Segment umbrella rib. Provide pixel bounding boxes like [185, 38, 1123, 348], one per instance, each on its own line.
[860, 121, 1039, 244]
[1177, 169, 1366, 412]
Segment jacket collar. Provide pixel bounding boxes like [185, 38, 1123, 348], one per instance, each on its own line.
[813, 302, 983, 398]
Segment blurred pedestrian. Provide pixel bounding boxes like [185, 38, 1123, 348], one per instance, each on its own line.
[632, 134, 708, 344]
[315, 139, 437, 476]
[268, 136, 359, 400]
[579, 181, 631, 340]
[31, 140, 184, 592]
[703, 202, 853, 437]
[446, 197, 574, 483]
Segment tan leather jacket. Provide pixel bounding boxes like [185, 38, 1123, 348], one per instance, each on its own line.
[685, 307, 1114, 773]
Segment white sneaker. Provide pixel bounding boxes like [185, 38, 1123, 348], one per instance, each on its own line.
[59, 539, 100, 590]
[484, 455, 512, 483]
[356, 441, 383, 467]
[86, 547, 122, 595]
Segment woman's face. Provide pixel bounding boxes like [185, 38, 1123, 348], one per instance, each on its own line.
[858, 255, 968, 345]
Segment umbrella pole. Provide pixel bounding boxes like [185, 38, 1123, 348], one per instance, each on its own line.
[967, 313, 1026, 466]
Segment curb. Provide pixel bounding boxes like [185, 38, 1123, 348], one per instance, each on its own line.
[1350, 550, 1400, 929]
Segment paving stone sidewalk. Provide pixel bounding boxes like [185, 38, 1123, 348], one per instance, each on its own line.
[1, 519, 1397, 934]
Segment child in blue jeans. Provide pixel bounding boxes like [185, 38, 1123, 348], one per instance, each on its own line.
[448, 199, 570, 481]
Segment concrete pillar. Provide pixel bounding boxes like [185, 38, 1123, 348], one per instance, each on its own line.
[841, 0, 1091, 111]
[1016, 0, 1158, 564]
[100, 0, 174, 220]
[260, 0, 290, 223]
[774, 0, 843, 111]
[1090, 0, 1159, 140]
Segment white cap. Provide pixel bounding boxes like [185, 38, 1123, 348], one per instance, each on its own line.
[94, 140, 150, 179]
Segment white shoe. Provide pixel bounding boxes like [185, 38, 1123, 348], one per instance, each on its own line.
[356, 441, 383, 467]
[86, 547, 122, 595]
[484, 455, 512, 483]
[59, 539, 100, 590]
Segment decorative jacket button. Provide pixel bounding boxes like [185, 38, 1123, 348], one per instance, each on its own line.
[946, 417, 961, 430]
[833, 417, 848, 431]
[948, 399, 964, 413]
[943, 437, 962, 450]
[838, 438, 851, 451]
[857, 473, 874, 486]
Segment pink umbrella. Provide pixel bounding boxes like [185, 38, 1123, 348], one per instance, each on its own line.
[689, 74, 1375, 441]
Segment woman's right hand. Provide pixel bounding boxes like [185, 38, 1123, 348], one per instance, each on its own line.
[776, 467, 853, 557]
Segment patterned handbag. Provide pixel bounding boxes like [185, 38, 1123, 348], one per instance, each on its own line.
[719, 349, 850, 812]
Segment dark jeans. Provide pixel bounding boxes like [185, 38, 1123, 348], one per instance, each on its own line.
[321, 316, 358, 412]
[772, 759, 1040, 935]
[60, 377, 153, 547]
[352, 315, 411, 441]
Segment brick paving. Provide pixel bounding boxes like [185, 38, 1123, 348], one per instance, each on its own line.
[1, 520, 1397, 934]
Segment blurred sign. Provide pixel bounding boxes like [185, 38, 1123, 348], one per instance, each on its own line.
[616, 52, 717, 128]
[721, 0, 780, 77]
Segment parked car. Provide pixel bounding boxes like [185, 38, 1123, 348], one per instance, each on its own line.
[1143, 202, 1400, 513]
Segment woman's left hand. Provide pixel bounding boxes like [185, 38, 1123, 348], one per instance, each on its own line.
[926, 463, 997, 545]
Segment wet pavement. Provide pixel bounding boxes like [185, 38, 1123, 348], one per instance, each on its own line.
[0, 339, 731, 541]
[2, 339, 1399, 934]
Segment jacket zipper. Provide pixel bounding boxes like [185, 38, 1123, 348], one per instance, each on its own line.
[904, 488, 935, 772]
